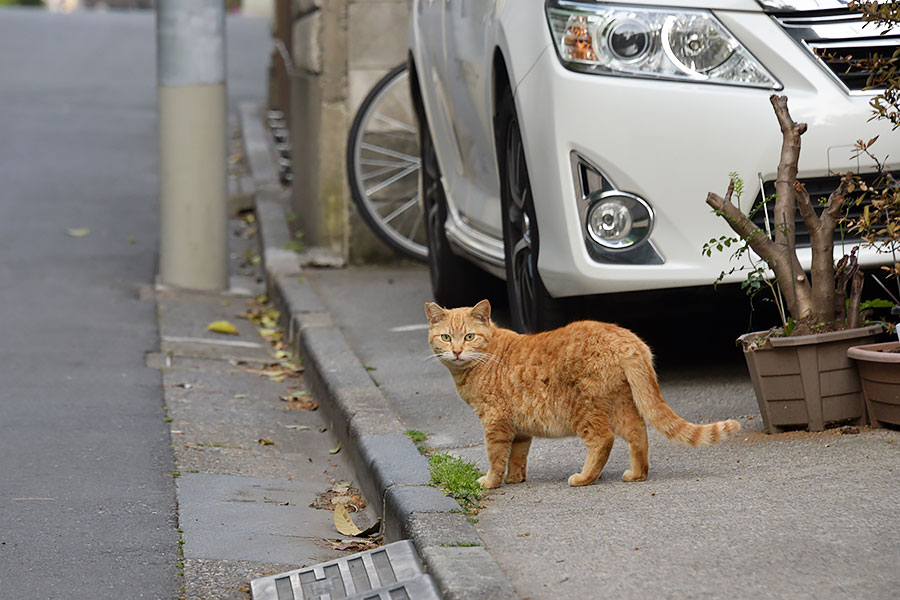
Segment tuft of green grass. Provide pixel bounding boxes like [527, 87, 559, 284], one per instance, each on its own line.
[428, 452, 484, 511]
[405, 429, 427, 443]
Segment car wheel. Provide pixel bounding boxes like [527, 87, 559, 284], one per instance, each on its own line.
[497, 91, 570, 333]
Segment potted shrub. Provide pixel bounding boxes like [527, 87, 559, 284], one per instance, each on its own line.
[842, 142, 900, 427]
[839, 1, 900, 427]
[848, 338, 900, 427]
[706, 95, 881, 433]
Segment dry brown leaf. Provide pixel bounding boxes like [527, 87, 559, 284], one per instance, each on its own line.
[328, 539, 381, 552]
[333, 503, 363, 536]
[284, 398, 318, 412]
[310, 483, 367, 512]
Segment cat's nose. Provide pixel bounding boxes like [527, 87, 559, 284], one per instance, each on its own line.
[452, 350, 461, 359]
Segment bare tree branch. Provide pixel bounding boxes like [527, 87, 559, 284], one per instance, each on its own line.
[770, 95, 807, 256]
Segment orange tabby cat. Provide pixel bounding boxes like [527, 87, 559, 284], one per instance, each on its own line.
[425, 299, 740, 488]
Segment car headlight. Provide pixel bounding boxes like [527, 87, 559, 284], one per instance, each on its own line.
[546, 1, 780, 89]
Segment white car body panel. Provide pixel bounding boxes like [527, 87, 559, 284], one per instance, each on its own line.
[410, 0, 900, 297]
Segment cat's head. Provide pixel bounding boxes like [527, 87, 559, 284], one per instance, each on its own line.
[425, 299, 494, 370]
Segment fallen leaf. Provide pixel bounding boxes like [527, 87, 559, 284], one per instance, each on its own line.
[67, 228, 90, 237]
[258, 438, 275, 446]
[357, 520, 382, 537]
[258, 327, 280, 340]
[329, 441, 342, 455]
[234, 393, 247, 399]
[517, 532, 531, 537]
[310, 483, 367, 512]
[285, 398, 318, 412]
[280, 360, 303, 373]
[283, 424, 310, 431]
[281, 389, 309, 402]
[332, 506, 382, 537]
[281, 390, 318, 411]
[328, 539, 382, 552]
[207, 320, 239, 335]
[333, 503, 363, 536]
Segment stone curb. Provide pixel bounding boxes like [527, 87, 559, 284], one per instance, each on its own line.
[239, 103, 518, 600]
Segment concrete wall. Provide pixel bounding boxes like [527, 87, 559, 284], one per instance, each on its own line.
[281, 0, 410, 264]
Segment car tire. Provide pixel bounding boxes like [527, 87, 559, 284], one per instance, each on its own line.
[415, 86, 487, 308]
[496, 90, 571, 333]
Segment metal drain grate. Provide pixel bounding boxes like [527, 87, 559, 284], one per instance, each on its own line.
[250, 540, 440, 600]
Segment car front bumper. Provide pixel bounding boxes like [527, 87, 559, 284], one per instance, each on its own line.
[515, 9, 900, 298]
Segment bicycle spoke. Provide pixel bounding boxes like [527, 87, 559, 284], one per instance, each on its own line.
[360, 142, 420, 164]
[407, 200, 424, 238]
[365, 163, 419, 196]
[382, 195, 419, 224]
[361, 162, 409, 182]
[372, 111, 417, 134]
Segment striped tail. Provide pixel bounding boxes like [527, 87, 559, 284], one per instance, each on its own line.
[621, 350, 740, 446]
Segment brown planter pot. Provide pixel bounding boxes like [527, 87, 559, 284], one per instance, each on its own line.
[738, 325, 882, 433]
[847, 341, 900, 428]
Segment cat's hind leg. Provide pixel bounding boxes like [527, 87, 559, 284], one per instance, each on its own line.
[568, 422, 614, 487]
[613, 402, 650, 482]
[621, 423, 649, 482]
[505, 435, 532, 484]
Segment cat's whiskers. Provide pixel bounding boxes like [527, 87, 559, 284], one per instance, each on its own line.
[468, 351, 500, 366]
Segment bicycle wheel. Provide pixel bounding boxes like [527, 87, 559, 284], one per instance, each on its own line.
[347, 64, 427, 262]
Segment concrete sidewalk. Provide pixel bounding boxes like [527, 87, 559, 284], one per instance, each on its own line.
[244, 104, 900, 600]
[153, 215, 382, 599]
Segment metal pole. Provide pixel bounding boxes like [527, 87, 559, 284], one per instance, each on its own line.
[157, 0, 228, 291]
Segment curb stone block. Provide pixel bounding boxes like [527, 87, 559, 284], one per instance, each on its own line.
[357, 434, 431, 487]
[383, 485, 462, 543]
[275, 275, 326, 315]
[418, 546, 520, 600]
[403, 512, 483, 550]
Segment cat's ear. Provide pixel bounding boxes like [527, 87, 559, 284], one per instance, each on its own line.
[425, 302, 447, 325]
[470, 299, 491, 324]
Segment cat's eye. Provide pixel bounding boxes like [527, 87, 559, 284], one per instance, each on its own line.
[440, 334, 451, 342]
[464, 333, 475, 341]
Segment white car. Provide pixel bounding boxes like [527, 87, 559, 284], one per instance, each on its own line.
[408, 0, 900, 332]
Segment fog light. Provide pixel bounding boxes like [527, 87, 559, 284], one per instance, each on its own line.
[585, 191, 653, 250]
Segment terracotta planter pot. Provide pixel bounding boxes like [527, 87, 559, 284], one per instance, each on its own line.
[738, 325, 882, 433]
[847, 341, 900, 428]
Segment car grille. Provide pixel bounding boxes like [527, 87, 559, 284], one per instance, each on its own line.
[770, 8, 899, 93]
[749, 173, 892, 248]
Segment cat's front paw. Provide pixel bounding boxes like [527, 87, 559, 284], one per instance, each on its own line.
[477, 474, 501, 489]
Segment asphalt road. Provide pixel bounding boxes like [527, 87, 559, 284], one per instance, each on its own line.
[309, 265, 900, 599]
[0, 8, 268, 597]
